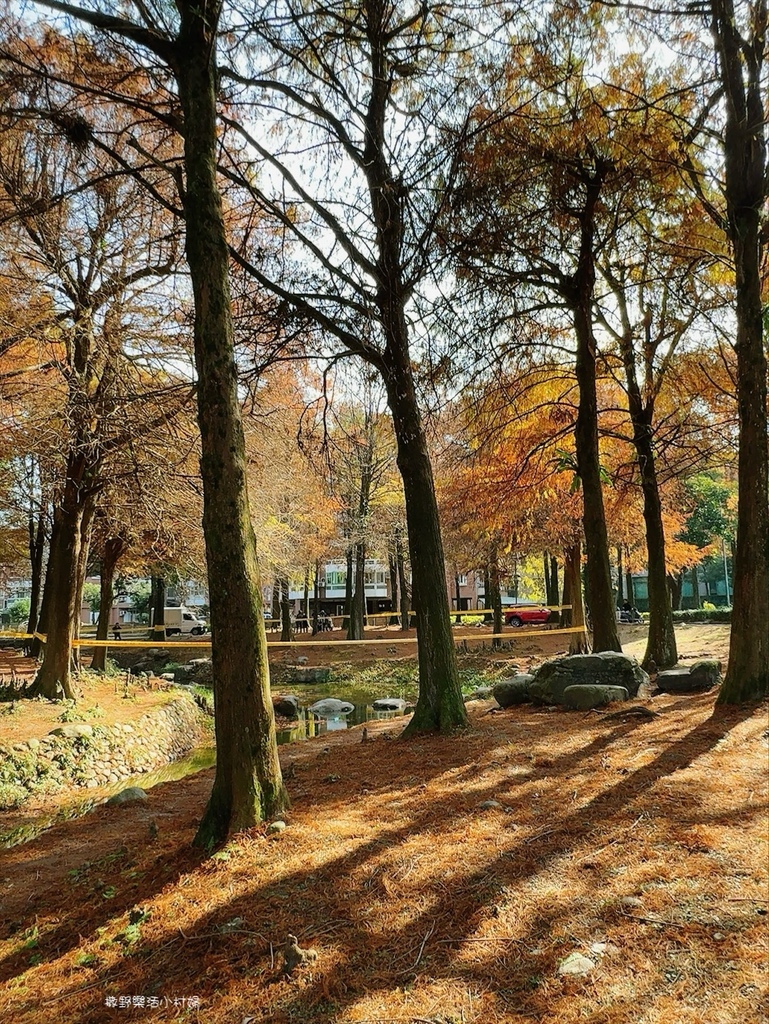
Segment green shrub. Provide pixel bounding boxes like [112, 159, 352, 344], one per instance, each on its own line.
[0, 782, 29, 809]
[672, 609, 731, 623]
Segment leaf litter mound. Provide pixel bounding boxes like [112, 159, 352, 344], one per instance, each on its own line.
[0, 690, 766, 1024]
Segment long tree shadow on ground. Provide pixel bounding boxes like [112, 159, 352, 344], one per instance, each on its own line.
[3, 696, 762, 1022]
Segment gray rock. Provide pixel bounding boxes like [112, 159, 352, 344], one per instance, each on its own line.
[493, 674, 534, 707]
[372, 697, 408, 712]
[561, 684, 630, 710]
[464, 685, 494, 701]
[530, 653, 648, 706]
[478, 799, 504, 810]
[267, 820, 287, 834]
[657, 658, 721, 694]
[48, 723, 94, 740]
[288, 667, 331, 684]
[273, 695, 301, 718]
[690, 659, 722, 686]
[296, 656, 309, 665]
[107, 787, 148, 806]
[308, 698, 354, 716]
[558, 952, 595, 976]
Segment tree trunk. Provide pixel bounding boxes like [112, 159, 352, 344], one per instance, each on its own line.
[312, 560, 320, 635]
[549, 554, 560, 624]
[71, 503, 94, 673]
[567, 168, 622, 655]
[625, 568, 635, 607]
[384, 367, 466, 734]
[711, 0, 769, 702]
[489, 547, 503, 649]
[30, 515, 58, 659]
[561, 553, 573, 630]
[271, 582, 280, 625]
[359, 27, 464, 733]
[92, 536, 125, 673]
[616, 546, 623, 607]
[389, 550, 399, 624]
[543, 552, 552, 606]
[303, 566, 310, 621]
[667, 573, 683, 612]
[690, 564, 701, 610]
[25, 511, 46, 637]
[565, 542, 589, 654]
[396, 528, 410, 631]
[175, 14, 287, 847]
[33, 480, 89, 700]
[150, 575, 166, 640]
[348, 543, 365, 640]
[280, 576, 293, 643]
[342, 545, 353, 630]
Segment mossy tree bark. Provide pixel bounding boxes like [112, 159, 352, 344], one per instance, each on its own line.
[174, 4, 287, 845]
[361, 21, 465, 733]
[616, 327, 678, 669]
[710, 1, 768, 702]
[36, 0, 288, 846]
[25, 510, 46, 637]
[565, 164, 622, 655]
[34, 443, 97, 700]
[385, 362, 466, 734]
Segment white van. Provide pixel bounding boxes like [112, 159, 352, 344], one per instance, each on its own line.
[152, 606, 207, 636]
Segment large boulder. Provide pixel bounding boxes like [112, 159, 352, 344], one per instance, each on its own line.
[372, 697, 408, 712]
[530, 652, 649, 706]
[561, 684, 630, 710]
[657, 659, 722, 694]
[308, 698, 354, 717]
[493, 675, 535, 708]
[107, 787, 148, 806]
[288, 667, 331, 684]
[273, 695, 301, 718]
[689, 659, 723, 689]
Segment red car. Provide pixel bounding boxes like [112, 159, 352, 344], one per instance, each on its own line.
[504, 604, 551, 627]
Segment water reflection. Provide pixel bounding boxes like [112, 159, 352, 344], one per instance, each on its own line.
[275, 704, 404, 744]
[1, 703, 407, 849]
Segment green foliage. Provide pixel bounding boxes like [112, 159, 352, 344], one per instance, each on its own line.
[679, 474, 735, 549]
[125, 580, 152, 617]
[82, 582, 101, 614]
[457, 667, 499, 693]
[0, 782, 28, 809]
[75, 953, 99, 967]
[0, 598, 30, 626]
[56, 701, 105, 723]
[672, 609, 732, 623]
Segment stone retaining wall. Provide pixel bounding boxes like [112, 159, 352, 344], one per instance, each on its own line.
[0, 694, 211, 800]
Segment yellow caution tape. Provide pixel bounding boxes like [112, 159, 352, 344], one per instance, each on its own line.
[70, 624, 588, 649]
